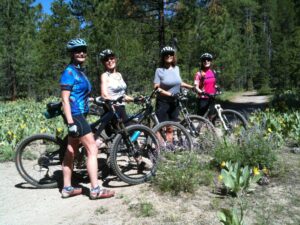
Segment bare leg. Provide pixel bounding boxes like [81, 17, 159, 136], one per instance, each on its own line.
[80, 132, 99, 189]
[166, 125, 173, 143]
[62, 137, 79, 187]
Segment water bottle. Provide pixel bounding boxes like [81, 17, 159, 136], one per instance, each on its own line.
[130, 131, 141, 142]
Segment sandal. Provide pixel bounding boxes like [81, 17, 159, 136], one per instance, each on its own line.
[90, 187, 115, 200]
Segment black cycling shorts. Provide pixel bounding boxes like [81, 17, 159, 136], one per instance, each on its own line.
[155, 99, 180, 122]
[72, 114, 92, 137]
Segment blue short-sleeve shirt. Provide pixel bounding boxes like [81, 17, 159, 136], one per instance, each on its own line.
[60, 64, 92, 115]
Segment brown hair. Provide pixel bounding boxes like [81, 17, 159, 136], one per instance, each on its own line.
[159, 54, 177, 68]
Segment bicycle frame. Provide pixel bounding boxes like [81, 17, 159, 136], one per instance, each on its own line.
[125, 88, 159, 126]
[202, 94, 231, 131]
[49, 97, 139, 156]
[177, 95, 199, 137]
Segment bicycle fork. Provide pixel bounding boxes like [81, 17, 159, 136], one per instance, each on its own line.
[118, 122, 141, 158]
[215, 104, 229, 131]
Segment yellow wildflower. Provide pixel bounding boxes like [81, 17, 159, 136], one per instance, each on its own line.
[262, 166, 269, 175]
[40, 128, 47, 133]
[253, 167, 260, 176]
[7, 130, 13, 135]
[218, 175, 223, 182]
[56, 127, 63, 133]
[267, 128, 272, 133]
[220, 161, 226, 168]
[20, 123, 26, 129]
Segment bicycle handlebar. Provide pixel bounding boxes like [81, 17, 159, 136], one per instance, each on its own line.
[132, 87, 159, 105]
[94, 96, 124, 106]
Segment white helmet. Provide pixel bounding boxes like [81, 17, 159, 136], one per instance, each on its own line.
[160, 46, 175, 55]
[200, 53, 213, 61]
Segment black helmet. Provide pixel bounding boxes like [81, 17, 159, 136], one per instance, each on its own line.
[200, 53, 213, 61]
[160, 46, 175, 56]
[99, 49, 115, 61]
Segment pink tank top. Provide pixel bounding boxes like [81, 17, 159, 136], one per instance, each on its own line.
[194, 69, 216, 98]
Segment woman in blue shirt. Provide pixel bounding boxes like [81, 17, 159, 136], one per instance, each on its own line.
[60, 38, 115, 200]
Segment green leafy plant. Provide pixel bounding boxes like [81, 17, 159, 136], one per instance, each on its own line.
[250, 108, 300, 146]
[220, 161, 262, 197]
[218, 207, 245, 225]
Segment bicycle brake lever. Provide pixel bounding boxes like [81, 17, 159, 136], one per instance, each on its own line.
[95, 97, 105, 105]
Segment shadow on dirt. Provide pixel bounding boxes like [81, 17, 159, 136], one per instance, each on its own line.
[14, 157, 131, 190]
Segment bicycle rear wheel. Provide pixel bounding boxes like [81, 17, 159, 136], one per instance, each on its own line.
[15, 134, 64, 188]
[110, 125, 160, 185]
[153, 121, 193, 152]
[213, 109, 248, 141]
[180, 115, 218, 154]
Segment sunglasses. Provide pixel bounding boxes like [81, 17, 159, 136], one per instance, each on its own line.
[163, 52, 175, 57]
[104, 56, 115, 62]
[73, 47, 87, 53]
[202, 58, 212, 62]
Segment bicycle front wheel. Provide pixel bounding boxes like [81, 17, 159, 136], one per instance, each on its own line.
[110, 125, 160, 185]
[180, 115, 218, 154]
[213, 109, 248, 140]
[15, 134, 64, 188]
[153, 121, 193, 152]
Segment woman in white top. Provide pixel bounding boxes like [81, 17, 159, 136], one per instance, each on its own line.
[99, 49, 137, 123]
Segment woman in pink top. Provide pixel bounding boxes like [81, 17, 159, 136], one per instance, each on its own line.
[194, 53, 218, 116]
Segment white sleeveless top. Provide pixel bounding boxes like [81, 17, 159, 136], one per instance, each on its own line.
[104, 72, 127, 105]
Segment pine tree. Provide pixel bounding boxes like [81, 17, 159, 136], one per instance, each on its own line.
[0, 0, 39, 99]
[35, 0, 81, 98]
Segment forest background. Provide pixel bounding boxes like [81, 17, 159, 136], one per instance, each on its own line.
[0, 0, 299, 101]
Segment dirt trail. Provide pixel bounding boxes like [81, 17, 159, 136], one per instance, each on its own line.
[0, 91, 272, 225]
[230, 90, 270, 104]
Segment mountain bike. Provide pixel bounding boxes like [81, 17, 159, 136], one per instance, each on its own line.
[176, 89, 218, 154]
[125, 88, 217, 153]
[124, 88, 193, 152]
[200, 91, 248, 140]
[15, 97, 160, 188]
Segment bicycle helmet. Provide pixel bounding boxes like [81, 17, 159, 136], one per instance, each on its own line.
[99, 49, 115, 61]
[66, 38, 87, 51]
[160, 46, 175, 56]
[200, 53, 213, 61]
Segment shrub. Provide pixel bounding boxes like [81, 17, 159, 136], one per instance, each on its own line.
[270, 89, 300, 111]
[213, 124, 279, 170]
[0, 98, 66, 161]
[250, 109, 300, 146]
[152, 152, 213, 195]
